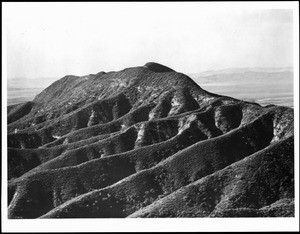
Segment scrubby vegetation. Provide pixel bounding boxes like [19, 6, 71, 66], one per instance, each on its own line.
[7, 62, 294, 218]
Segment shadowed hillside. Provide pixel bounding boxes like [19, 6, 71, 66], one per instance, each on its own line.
[7, 62, 294, 218]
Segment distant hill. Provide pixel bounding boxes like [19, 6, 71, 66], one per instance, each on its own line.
[7, 63, 294, 218]
[189, 68, 293, 107]
[189, 67, 293, 77]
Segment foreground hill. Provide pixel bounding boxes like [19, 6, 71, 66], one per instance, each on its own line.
[7, 62, 294, 218]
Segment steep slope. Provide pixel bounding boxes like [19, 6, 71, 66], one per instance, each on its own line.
[128, 136, 294, 218]
[7, 62, 294, 218]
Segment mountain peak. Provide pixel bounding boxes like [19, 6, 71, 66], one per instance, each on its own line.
[144, 62, 174, 73]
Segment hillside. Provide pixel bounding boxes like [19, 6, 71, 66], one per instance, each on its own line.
[7, 62, 294, 218]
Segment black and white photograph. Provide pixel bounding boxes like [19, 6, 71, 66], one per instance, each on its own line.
[2, 1, 299, 232]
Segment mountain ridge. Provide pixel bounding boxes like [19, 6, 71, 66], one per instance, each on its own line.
[7, 62, 294, 218]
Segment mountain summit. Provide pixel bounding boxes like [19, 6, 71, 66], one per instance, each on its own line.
[144, 62, 175, 72]
[7, 63, 294, 218]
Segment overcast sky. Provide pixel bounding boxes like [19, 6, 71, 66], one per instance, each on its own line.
[4, 2, 295, 79]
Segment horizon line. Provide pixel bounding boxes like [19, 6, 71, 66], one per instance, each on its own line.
[7, 65, 294, 80]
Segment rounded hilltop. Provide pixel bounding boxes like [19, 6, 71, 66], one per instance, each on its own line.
[144, 62, 175, 73]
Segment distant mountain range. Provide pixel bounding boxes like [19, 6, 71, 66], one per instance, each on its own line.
[188, 68, 293, 108]
[189, 66, 293, 77]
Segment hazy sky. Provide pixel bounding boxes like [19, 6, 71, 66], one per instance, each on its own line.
[4, 2, 295, 79]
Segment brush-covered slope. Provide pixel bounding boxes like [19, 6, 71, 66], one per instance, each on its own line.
[7, 62, 294, 218]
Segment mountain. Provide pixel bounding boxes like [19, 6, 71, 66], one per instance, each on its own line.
[7, 62, 294, 218]
[7, 67, 293, 107]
